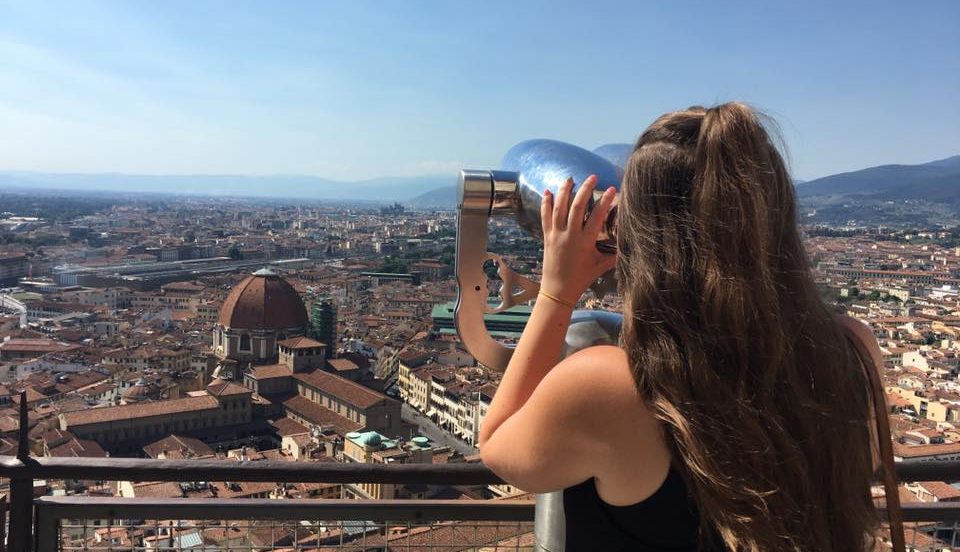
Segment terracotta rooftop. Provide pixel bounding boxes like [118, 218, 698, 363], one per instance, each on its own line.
[247, 364, 292, 380]
[269, 416, 310, 436]
[206, 380, 252, 397]
[293, 370, 390, 409]
[894, 441, 960, 459]
[130, 481, 184, 499]
[122, 380, 154, 401]
[62, 395, 220, 427]
[13, 387, 47, 404]
[282, 395, 362, 436]
[218, 271, 308, 330]
[917, 481, 960, 501]
[161, 281, 206, 292]
[398, 349, 432, 364]
[54, 370, 110, 393]
[212, 480, 276, 499]
[52, 436, 108, 458]
[143, 434, 215, 459]
[0, 339, 79, 354]
[278, 336, 325, 349]
[327, 358, 359, 372]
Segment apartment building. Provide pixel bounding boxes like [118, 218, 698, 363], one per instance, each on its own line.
[0, 254, 28, 285]
[398, 363, 493, 446]
[887, 385, 960, 423]
[102, 346, 192, 373]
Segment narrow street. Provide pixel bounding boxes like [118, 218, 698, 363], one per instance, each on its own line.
[401, 404, 478, 456]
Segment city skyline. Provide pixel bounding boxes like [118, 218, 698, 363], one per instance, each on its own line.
[0, 1, 958, 183]
[1, 3, 959, 549]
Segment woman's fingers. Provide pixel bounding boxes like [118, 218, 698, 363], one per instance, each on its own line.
[567, 174, 597, 231]
[585, 186, 616, 235]
[552, 177, 574, 231]
[541, 189, 553, 234]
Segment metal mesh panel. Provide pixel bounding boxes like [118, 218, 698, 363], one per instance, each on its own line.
[895, 521, 960, 551]
[53, 517, 534, 551]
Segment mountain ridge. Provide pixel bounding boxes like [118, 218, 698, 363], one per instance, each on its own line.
[0, 170, 457, 202]
[405, 155, 960, 210]
[2, 154, 957, 208]
[797, 155, 960, 201]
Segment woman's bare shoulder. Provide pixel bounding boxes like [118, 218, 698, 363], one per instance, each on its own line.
[558, 345, 659, 428]
[563, 345, 634, 392]
[557, 345, 671, 501]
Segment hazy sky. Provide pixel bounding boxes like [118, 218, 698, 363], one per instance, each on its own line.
[0, 1, 957, 181]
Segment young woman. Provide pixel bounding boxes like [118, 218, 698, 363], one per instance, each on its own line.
[478, 102, 882, 551]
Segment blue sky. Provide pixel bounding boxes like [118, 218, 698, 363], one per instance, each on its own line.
[0, 1, 957, 181]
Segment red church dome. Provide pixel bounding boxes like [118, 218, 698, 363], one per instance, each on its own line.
[218, 268, 309, 330]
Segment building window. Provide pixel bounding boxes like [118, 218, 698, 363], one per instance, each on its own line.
[240, 334, 251, 351]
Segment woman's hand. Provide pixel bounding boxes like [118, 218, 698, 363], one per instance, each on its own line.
[539, 174, 617, 305]
[480, 174, 616, 457]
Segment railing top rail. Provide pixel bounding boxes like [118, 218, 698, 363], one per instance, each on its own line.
[27, 495, 960, 524]
[1, 455, 958, 484]
[894, 502, 960, 523]
[34, 496, 536, 522]
[0, 455, 504, 484]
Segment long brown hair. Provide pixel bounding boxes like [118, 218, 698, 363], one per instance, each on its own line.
[615, 102, 877, 551]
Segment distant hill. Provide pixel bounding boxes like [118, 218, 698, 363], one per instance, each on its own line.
[0, 171, 454, 202]
[797, 155, 960, 203]
[406, 186, 458, 210]
[796, 155, 960, 226]
[399, 156, 960, 213]
[4, 155, 957, 214]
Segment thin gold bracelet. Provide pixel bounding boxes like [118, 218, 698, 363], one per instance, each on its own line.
[538, 290, 576, 309]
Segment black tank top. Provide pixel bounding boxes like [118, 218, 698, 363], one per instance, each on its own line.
[563, 468, 722, 551]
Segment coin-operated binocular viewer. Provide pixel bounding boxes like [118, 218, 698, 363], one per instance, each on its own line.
[454, 139, 631, 552]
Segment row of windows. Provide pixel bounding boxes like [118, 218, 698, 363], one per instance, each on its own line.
[77, 410, 251, 443]
[283, 346, 321, 357]
[220, 331, 305, 352]
[298, 385, 366, 424]
[224, 398, 249, 411]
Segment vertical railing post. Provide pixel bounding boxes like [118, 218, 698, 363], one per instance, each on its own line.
[9, 391, 34, 552]
[33, 504, 56, 552]
[0, 495, 7, 552]
[534, 491, 565, 552]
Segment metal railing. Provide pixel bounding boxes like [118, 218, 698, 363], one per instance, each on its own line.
[35, 497, 534, 551]
[3, 393, 960, 550]
[0, 457, 534, 552]
[0, 392, 533, 551]
[4, 455, 534, 551]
